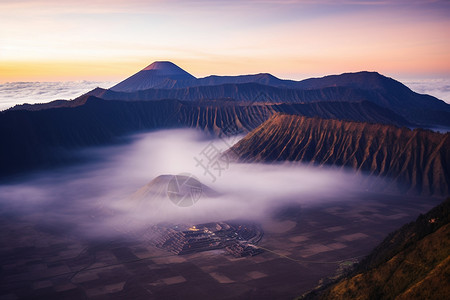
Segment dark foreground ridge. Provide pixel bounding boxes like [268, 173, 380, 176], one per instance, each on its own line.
[301, 197, 450, 300]
[229, 114, 450, 195]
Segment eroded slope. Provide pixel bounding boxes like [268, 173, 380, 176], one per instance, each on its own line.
[229, 114, 450, 195]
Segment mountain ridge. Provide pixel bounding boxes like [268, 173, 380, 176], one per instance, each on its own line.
[302, 198, 450, 299]
[10, 81, 450, 127]
[228, 113, 450, 195]
[11, 62, 449, 127]
[105, 68, 450, 127]
[0, 97, 413, 178]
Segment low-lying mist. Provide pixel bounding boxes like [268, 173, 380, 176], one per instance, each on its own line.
[0, 129, 376, 241]
[0, 81, 114, 111]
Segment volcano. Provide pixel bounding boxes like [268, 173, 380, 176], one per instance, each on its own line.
[228, 113, 450, 195]
[3, 61, 450, 180]
[110, 61, 196, 92]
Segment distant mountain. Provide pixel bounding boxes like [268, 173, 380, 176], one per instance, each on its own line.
[105, 63, 450, 119]
[228, 114, 450, 195]
[112, 65, 297, 91]
[104, 70, 450, 127]
[295, 71, 402, 90]
[9, 62, 450, 127]
[302, 198, 450, 299]
[181, 73, 297, 88]
[0, 97, 411, 178]
[110, 61, 196, 92]
[3, 61, 450, 180]
[294, 72, 450, 127]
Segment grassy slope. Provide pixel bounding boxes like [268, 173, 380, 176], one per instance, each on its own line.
[304, 198, 450, 299]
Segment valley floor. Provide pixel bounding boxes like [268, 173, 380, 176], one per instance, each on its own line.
[0, 194, 440, 300]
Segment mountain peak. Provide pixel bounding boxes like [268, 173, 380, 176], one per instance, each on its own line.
[143, 61, 188, 73]
[110, 61, 196, 92]
[141, 61, 195, 78]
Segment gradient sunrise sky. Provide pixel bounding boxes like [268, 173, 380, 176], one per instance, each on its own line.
[1, 0, 449, 82]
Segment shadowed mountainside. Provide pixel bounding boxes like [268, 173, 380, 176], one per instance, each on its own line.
[302, 198, 450, 300]
[228, 114, 450, 195]
[87, 84, 385, 106]
[1, 97, 411, 178]
[3, 62, 450, 183]
[88, 74, 450, 127]
[9, 69, 450, 128]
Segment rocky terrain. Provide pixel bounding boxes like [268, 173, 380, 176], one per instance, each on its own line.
[0, 97, 412, 178]
[229, 114, 450, 195]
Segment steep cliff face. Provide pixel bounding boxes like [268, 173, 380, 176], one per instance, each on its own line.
[303, 198, 450, 300]
[229, 114, 450, 195]
[0, 98, 272, 177]
[0, 97, 438, 179]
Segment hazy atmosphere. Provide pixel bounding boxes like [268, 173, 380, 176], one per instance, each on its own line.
[0, 129, 370, 239]
[1, 77, 450, 111]
[1, 1, 449, 299]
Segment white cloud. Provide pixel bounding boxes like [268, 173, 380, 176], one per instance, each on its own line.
[0, 129, 377, 240]
[403, 78, 450, 104]
[0, 81, 113, 111]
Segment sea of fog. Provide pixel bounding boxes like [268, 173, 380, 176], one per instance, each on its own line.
[402, 78, 450, 104]
[0, 129, 377, 241]
[0, 78, 450, 111]
[0, 81, 114, 111]
[1, 77, 448, 240]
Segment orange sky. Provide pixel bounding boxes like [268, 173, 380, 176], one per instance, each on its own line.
[1, 0, 449, 82]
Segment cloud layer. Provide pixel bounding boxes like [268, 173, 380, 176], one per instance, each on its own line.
[403, 78, 450, 104]
[1, 77, 449, 113]
[0, 81, 113, 111]
[0, 129, 372, 241]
